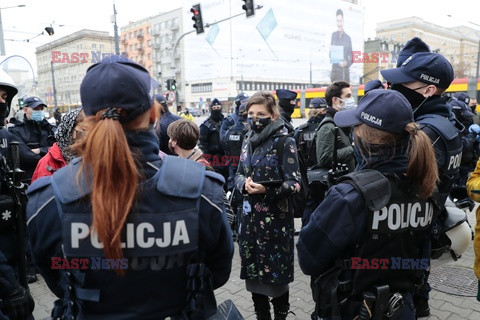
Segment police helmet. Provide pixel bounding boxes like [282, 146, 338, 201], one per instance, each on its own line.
[235, 93, 248, 107]
[0, 69, 18, 116]
[433, 204, 473, 265]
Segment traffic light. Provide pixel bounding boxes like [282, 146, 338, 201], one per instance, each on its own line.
[18, 98, 24, 108]
[166, 79, 172, 91]
[190, 4, 204, 34]
[45, 26, 54, 36]
[242, 0, 255, 17]
[170, 79, 176, 90]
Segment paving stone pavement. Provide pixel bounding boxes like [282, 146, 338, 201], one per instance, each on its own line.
[30, 210, 480, 319]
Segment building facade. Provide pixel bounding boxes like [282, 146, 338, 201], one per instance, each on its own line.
[120, 16, 154, 75]
[376, 17, 480, 79]
[35, 30, 115, 111]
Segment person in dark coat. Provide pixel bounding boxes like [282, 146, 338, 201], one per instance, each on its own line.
[298, 90, 439, 320]
[154, 94, 181, 155]
[8, 96, 55, 183]
[275, 89, 297, 133]
[220, 92, 248, 141]
[330, 9, 352, 82]
[199, 98, 228, 181]
[26, 56, 233, 320]
[53, 107, 62, 126]
[0, 70, 35, 319]
[235, 91, 301, 320]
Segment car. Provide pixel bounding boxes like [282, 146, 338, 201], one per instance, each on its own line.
[187, 107, 202, 117]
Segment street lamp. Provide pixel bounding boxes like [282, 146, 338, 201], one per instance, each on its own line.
[0, 5, 26, 55]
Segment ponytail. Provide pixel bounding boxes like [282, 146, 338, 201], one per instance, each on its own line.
[405, 122, 438, 199]
[74, 108, 139, 274]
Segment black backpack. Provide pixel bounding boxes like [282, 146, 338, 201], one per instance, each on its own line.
[274, 135, 309, 218]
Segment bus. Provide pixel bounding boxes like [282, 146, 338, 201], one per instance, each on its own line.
[278, 78, 480, 118]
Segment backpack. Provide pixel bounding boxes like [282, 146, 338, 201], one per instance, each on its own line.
[274, 135, 309, 218]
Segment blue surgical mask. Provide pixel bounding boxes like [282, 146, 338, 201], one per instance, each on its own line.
[31, 110, 45, 122]
[339, 97, 356, 110]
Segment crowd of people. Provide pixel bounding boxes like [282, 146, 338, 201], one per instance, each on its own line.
[1, 35, 480, 320]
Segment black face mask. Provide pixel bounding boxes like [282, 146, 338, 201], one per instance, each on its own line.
[279, 101, 295, 116]
[211, 109, 223, 121]
[391, 83, 427, 109]
[0, 103, 7, 125]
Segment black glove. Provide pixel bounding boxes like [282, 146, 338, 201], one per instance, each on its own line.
[2, 286, 34, 320]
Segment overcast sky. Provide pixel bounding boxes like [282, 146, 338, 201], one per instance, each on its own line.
[1, 0, 478, 75]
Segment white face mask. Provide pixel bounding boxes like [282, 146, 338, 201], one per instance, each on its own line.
[339, 97, 355, 110]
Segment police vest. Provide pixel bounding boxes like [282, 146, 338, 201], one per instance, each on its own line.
[344, 173, 434, 296]
[204, 118, 222, 155]
[49, 156, 208, 313]
[296, 120, 322, 168]
[416, 114, 463, 177]
[225, 120, 249, 157]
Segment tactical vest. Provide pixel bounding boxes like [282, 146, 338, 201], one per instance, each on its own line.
[225, 120, 249, 157]
[346, 173, 433, 296]
[204, 118, 222, 155]
[314, 171, 434, 319]
[416, 114, 463, 178]
[49, 156, 210, 319]
[296, 120, 322, 168]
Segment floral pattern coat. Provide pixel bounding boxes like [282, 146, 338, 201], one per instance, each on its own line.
[234, 122, 301, 285]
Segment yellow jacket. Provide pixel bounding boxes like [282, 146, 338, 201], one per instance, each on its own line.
[180, 112, 194, 121]
[466, 157, 480, 281]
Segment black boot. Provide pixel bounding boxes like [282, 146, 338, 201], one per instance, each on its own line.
[252, 293, 272, 320]
[271, 291, 292, 320]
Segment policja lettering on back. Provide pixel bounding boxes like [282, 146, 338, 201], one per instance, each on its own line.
[70, 220, 190, 249]
[372, 201, 434, 232]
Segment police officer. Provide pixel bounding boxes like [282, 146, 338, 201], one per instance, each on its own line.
[220, 92, 248, 142]
[0, 70, 35, 319]
[199, 98, 228, 182]
[381, 52, 463, 317]
[276, 89, 297, 133]
[222, 99, 249, 192]
[448, 98, 478, 204]
[363, 79, 384, 94]
[9, 96, 55, 183]
[26, 56, 234, 319]
[298, 90, 439, 320]
[154, 94, 181, 155]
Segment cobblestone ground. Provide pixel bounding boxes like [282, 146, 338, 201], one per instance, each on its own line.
[31, 209, 480, 320]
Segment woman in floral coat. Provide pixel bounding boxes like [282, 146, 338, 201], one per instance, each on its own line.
[234, 91, 301, 320]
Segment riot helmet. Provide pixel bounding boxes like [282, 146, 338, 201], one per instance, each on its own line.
[0, 69, 18, 123]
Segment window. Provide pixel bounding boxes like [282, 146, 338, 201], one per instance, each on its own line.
[129, 32, 132, 39]
[92, 43, 96, 49]
[100, 44, 104, 50]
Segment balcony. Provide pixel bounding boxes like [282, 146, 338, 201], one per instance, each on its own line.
[137, 34, 144, 41]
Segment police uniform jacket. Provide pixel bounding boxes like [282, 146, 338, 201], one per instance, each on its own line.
[414, 96, 463, 203]
[315, 109, 355, 172]
[297, 154, 433, 318]
[234, 119, 301, 285]
[294, 114, 325, 168]
[26, 130, 234, 319]
[156, 110, 181, 155]
[8, 116, 55, 182]
[220, 113, 239, 143]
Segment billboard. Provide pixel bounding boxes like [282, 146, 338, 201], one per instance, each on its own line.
[182, 0, 364, 84]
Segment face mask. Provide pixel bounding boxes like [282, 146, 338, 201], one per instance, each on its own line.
[339, 97, 355, 110]
[31, 110, 45, 122]
[279, 101, 295, 116]
[211, 109, 223, 121]
[248, 116, 272, 133]
[391, 83, 427, 109]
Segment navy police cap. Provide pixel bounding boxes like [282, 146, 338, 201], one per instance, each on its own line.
[334, 89, 413, 135]
[364, 80, 385, 94]
[381, 52, 454, 89]
[310, 98, 327, 109]
[80, 55, 155, 117]
[276, 89, 297, 101]
[24, 96, 47, 109]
